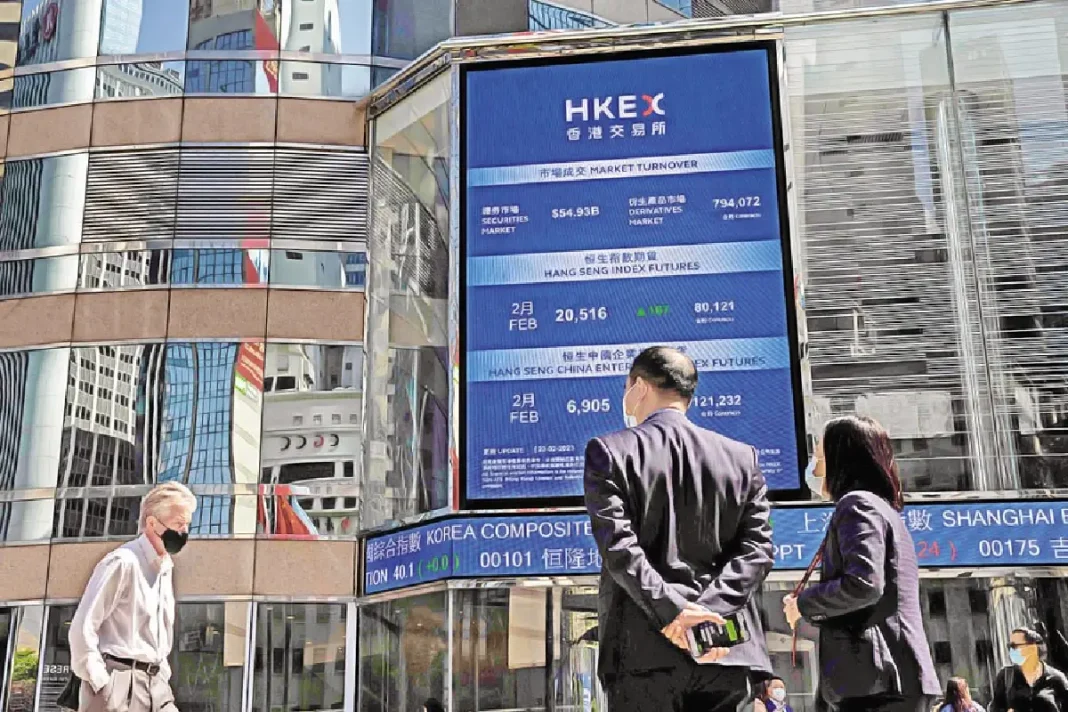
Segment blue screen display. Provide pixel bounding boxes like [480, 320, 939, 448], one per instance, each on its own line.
[364, 502, 1068, 594]
[462, 47, 802, 501]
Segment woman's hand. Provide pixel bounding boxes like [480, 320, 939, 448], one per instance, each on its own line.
[783, 594, 802, 629]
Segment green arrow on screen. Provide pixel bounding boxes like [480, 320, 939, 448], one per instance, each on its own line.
[637, 308, 647, 317]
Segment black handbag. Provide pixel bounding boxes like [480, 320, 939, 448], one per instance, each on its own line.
[56, 671, 81, 711]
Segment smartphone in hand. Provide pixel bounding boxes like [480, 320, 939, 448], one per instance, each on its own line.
[686, 613, 750, 658]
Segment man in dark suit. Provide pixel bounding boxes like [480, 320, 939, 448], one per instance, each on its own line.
[584, 346, 775, 712]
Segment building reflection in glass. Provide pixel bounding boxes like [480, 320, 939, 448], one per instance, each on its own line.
[187, 0, 280, 95]
[0, 154, 89, 252]
[35, 340, 264, 540]
[260, 344, 362, 537]
[96, 62, 185, 99]
[268, 250, 366, 290]
[53, 344, 162, 539]
[359, 593, 445, 712]
[528, 1, 614, 31]
[252, 603, 347, 712]
[171, 249, 270, 287]
[78, 250, 170, 292]
[0, 255, 79, 298]
[159, 342, 263, 536]
[171, 602, 246, 712]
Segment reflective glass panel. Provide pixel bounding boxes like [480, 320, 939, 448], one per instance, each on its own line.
[370, 66, 396, 88]
[252, 603, 347, 712]
[0, 255, 78, 298]
[158, 342, 264, 534]
[38, 605, 74, 712]
[12, 67, 94, 109]
[259, 343, 362, 539]
[0, 154, 88, 251]
[362, 347, 448, 528]
[171, 602, 246, 712]
[170, 249, 269, 287]
[358, 593, 446, 712]
[277, 61, 370, 99]
[947, 2, 1068, 489]
[268, 250, 366, 290]
[95, 62, 185, 100]
[187, 1, 279, 95]
[370, 0, 451, 61]
[453, 588, 548, 711]
[0, 348, 70, 494]
[4, 604, 43, 712]
[281, 0, 371, 55]
[557, 587, 604, 712]
[52, 495, 140, 540]
[364, 72, 451, 528]
[528, 1, 614, 32]
[17, 0, 97, 66]
[0, 2, 17, 77]
[57, 344, 162, 490]
[784, 17, 982, 494]
[108, 0, 189, 55]
[77, 251, 170, 291]
[0, 498, 56, 543]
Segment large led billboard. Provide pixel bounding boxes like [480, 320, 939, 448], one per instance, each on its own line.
[461, 44, 805, 505]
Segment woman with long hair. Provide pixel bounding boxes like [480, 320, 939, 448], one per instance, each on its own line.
[782, 416, 940, 712]
[989, 627, 1068, 711]
[939, 677, 984, 712]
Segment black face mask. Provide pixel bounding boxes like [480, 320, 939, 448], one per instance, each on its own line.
[160, 528, 188, 555]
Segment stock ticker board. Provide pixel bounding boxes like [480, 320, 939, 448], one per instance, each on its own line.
[461, 45, 804, 502]
[364, 503, 1068, 594]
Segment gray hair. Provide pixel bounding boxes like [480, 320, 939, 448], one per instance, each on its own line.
[139, 482, 197, 531]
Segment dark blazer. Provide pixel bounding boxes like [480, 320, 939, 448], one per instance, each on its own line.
[796, 490, 941, 705]
[583, 408, 774, 680]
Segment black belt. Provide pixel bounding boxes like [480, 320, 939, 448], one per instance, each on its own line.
[104, 654, 160, 676]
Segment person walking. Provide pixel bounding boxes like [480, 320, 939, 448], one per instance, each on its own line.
[939, 677, 985, 712]
[68, 482, 197, 712]
[989, 628, 1068, 712]
[584, 346, 775, 712]
[782, 416, 940, 712]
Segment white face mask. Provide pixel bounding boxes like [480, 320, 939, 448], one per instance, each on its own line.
[622, 383, 639, 428]
[804, 457, 827, 501]
[771, 688, 787, 703]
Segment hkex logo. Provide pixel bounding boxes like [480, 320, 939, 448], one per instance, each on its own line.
[564, 94, 666, 122]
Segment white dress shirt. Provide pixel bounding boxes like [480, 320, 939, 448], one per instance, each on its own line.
[69, 535, 175, 692]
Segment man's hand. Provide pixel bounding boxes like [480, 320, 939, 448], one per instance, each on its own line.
[783, 594, 802, 629]
[661, 602, 726, 651]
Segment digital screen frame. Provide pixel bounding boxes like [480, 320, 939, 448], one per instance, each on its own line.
[458, 42, 808, 509]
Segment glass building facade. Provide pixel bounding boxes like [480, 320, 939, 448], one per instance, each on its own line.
[0, 1, 1066, 712]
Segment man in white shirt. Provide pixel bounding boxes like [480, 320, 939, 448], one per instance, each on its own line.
[69, 482, 197, 712]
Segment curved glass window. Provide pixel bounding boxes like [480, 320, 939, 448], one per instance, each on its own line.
[0, 254, 78, 298]
[95, 62, 185, 100]
[280, 0, 372, 55]
[0, 154, 88, 252]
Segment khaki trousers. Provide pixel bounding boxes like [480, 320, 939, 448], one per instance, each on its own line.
[78, 659, 177, 712]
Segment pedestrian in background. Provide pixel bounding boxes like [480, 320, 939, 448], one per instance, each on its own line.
[68, 482, 197, 712]
[989, 627, 1068, 712]
[753, 677, 795, 712]
[783, 415, 940, 712]
[938, 677, 984, 712]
